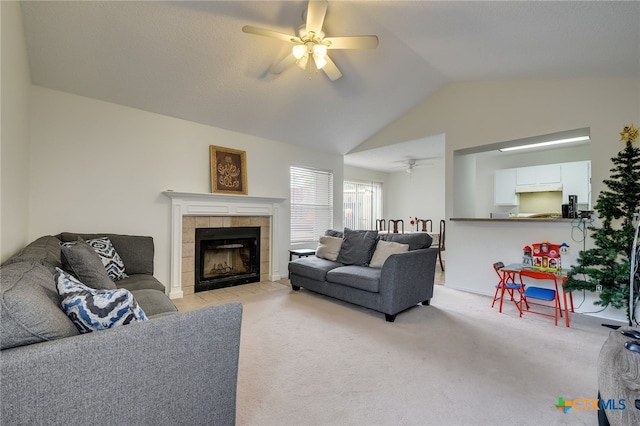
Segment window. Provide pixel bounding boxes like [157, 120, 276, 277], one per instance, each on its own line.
[343, 180, 383, 230]
[290, 166, 333, 243]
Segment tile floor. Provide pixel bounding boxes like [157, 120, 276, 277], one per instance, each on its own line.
[172, 266, 445, 312]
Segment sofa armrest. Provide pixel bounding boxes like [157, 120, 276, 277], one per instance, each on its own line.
[1, 302, 242, 426]
[379, 248, 438, 313]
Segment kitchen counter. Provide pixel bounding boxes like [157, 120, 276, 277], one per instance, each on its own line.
[451, 217, 574, 223]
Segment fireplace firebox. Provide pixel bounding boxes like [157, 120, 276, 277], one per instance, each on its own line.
[195, 226, 260, 292]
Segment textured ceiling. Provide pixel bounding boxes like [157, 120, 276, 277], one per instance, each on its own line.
[20, 1, 640, 165]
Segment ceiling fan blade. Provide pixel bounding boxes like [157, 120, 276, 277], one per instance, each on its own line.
[269, 53, 298, 75]
[324, 36, 379, 50]
[305, 0, 328, 36]
[322, 55, 342, 81]
[242, 25, 300, 44]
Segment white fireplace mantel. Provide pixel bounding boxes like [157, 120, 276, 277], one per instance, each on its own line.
[163, 191, 286, 298]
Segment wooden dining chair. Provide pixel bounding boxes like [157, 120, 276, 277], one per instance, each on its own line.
[375, 219, 386, 231]
[416, 219, 432, 232]
[388, 219, 404, 234]
[437, 220, 445, 271]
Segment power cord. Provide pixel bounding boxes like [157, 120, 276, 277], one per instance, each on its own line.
[570, 216, 593, 250]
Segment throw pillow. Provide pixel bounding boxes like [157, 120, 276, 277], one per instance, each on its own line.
[369, 240, 409, 268]
[61, 237, 128, 281]
[336, 228, 378, 266]
[324, 229, 344, 239]
[61, 238, 117, 290]
[315, 236, 343, 261]
[1, 262, 79, 350]
[55, 268, 147, 333]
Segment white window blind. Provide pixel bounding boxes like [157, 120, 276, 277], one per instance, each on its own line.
[343, 180, 383, 230]
[290, 166, 334, 243]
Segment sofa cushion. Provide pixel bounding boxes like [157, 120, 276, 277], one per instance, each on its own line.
[315, 236, 343, 261]
[369, 240, 409, 268]
[379, 232, 432, 251]
[58, 233, 154, 275]
[1, 262, 79, 350]
[326, 265, 381, 293]
[336, 229, 379, 266]
[288, 256, 343, 281]
[2, 235, 62, 272]
[115, 274, 167, 292]
[61, 238, 117, 290]
[62, 237, 128, 281]
[130, 289, 178, 317]
[55, 268, 147, 334]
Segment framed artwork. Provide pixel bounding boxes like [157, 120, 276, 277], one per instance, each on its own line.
[210, 145, 248, 195]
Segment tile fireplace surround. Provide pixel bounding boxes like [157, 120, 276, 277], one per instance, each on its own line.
[163, 191, 285, 299]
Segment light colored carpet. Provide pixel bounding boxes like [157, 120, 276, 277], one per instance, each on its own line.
[235, 284, 625, 425]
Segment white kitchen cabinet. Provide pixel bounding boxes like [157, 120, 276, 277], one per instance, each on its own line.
[516, 164, 561, 186]
[536, 164, 562, 183]
[561, 160, 591, 205]
[494, 168, 518, 205]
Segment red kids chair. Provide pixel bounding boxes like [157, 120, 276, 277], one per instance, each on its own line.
[491, 262, 526, 313]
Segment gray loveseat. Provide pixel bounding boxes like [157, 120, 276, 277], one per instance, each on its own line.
[1, 233, 242, 426]
[288, 229, 437, 322]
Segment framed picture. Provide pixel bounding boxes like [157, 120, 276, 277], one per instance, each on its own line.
[210, 145, 248, 195]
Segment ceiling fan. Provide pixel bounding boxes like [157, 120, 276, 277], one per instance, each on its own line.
[392, 158, 437, 175]
[242, 0, 379, 81]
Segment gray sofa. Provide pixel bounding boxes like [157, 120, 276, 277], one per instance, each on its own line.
[288, 229, 437, 322]
[1, 233, 242, 426]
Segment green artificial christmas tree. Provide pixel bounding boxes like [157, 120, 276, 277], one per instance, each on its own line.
[565, 124, 640, 321]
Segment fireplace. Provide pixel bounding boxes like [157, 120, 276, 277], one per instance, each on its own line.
[195, 226, 260, 292]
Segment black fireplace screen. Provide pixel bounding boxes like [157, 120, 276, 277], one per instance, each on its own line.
[195, 226, 260, 292]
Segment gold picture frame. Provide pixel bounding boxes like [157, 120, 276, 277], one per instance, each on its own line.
[210, 145, 248, 195]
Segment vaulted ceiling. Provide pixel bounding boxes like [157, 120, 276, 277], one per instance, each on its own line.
[20, 1, 640, 163]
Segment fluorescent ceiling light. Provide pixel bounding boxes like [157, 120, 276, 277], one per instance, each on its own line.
[499, 136, 590, 152]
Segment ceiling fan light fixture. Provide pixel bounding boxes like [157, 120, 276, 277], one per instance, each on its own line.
[243, 0, 379, 81]
[292, 44, 306, 59]
[313, 44, 327, 57]
[296, 54, 309, 70]
[313, 53, 327, 69]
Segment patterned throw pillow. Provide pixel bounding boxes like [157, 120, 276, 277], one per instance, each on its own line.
[62, 237, 128, 281]
[55, 268, 147, 333]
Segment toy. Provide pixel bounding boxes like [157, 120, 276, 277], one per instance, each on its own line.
[522, 245, 534, 267]
[531, 240, 561, 272]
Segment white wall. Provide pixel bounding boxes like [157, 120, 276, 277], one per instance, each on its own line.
[385, 162, 446, 227]
[358, 78, 640, 322]
[1, 1, 32, 262]
[344, 161, 446, 232]
[28, 87, 344, 286]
